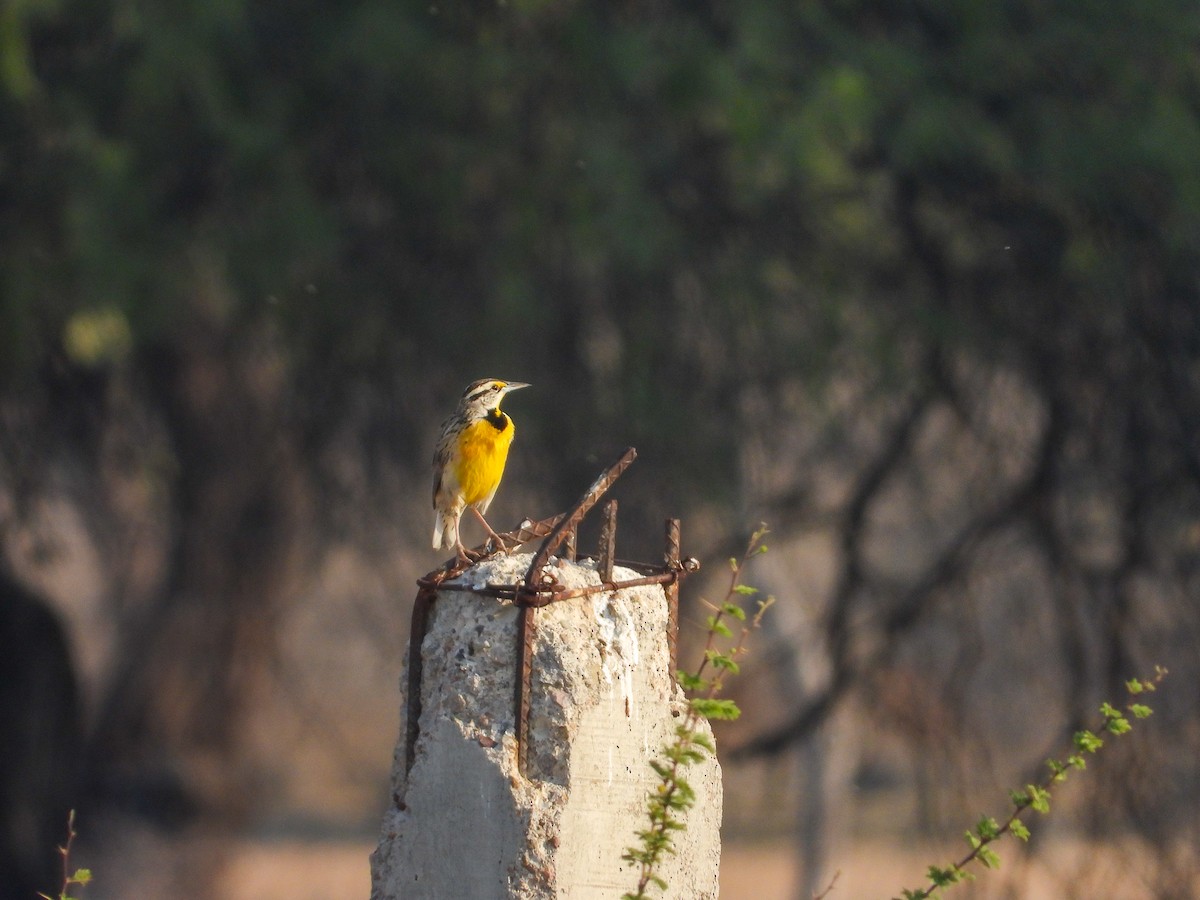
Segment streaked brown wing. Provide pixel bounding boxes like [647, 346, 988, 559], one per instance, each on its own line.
[431, 416, 457, 507]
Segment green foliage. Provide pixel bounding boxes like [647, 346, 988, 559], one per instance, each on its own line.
[623, 525, 773, 900]
[1073, 730, 1104, 754]
[704, 648, 740, 674]
[703, 616, 734, 639]
[1026, 784, 1051, 814]
[2, 0, 1196, 503]
[689, 697, 741, 721]
[675, 671, 706, 693]
[893, 667, 1169, 900]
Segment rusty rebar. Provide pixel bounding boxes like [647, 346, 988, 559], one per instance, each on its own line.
[450, 568, 683, 604]
[405, 584, 436, 775]
[424, 514, 566, 579]
[515, 601, 536, 776]
[599, 500, 617, 582]
[665, 518, 681, 674]
[410, 566, 697, 779]
[521, 447, 637, 592]
[515, 448, 636, 778]
[406, 513, 563, 775]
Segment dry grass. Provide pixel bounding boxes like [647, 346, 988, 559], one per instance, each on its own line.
[214, 834, 1194, 900]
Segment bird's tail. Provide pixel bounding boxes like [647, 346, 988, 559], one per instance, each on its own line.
[432, 510, 458, 550]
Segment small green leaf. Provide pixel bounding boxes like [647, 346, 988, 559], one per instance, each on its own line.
[1010, 819, 1031, 842]
[978, 846, 1001, 869]
[706, 651, 741, 674]
[705, 616, 733, 638]
[1100, 701, 1121, 719]
[1027, 785, 1051, 814]
[1126, 678, 1144, 694]
[676, 671, 708, 693]
[1129, 703, 1153, 719]
[721, 602, 747, 620]
[733, 584, 758, 595]
[1107, 716, 1132, 735]
[976, 816, 1000, 840]
[690, 698, 741, 720]
[927, 865, 954, 886]
[1074, 730, 1103, 753]
[926, 864, 969, 887]
[729, 557, 739, 571]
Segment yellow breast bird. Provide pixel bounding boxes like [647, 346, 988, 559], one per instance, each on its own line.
[432, 378, 530, 562]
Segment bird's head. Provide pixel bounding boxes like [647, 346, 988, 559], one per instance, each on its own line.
[459, 378, 531, 416]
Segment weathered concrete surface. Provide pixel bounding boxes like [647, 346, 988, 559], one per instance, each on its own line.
[370, 553, 721, 900]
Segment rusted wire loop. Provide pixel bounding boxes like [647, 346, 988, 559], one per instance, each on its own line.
[608, 555, 701, 577]
[511, 573, 565, 608]
[481, 567, 692, 607]
[514, 590, 557, 609]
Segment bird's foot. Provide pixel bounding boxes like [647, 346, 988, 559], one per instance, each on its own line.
[471, 508, 512, 556]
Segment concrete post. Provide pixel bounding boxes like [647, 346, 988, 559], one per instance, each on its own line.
[370, 552, 721, 899]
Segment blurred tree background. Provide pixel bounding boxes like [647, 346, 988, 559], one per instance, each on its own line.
[1, 0, 1198, 897]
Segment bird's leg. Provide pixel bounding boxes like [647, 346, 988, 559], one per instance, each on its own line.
[448, 510, 479, 565]
[471, 507, 511, 555]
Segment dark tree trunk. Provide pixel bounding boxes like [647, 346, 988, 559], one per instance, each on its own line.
[0, 571, 81, 900]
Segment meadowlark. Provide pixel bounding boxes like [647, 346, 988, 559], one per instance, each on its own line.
[432, 378, 530, 562]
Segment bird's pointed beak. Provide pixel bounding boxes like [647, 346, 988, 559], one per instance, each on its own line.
[503, 382, 531, 393]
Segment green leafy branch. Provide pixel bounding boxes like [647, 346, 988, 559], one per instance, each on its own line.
[895, 665, 1169, 900]
[38, 809, 91, 900]
[623, 524, 775, 900]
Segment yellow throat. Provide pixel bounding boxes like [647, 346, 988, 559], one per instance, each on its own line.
[453, 410, 515, 507]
